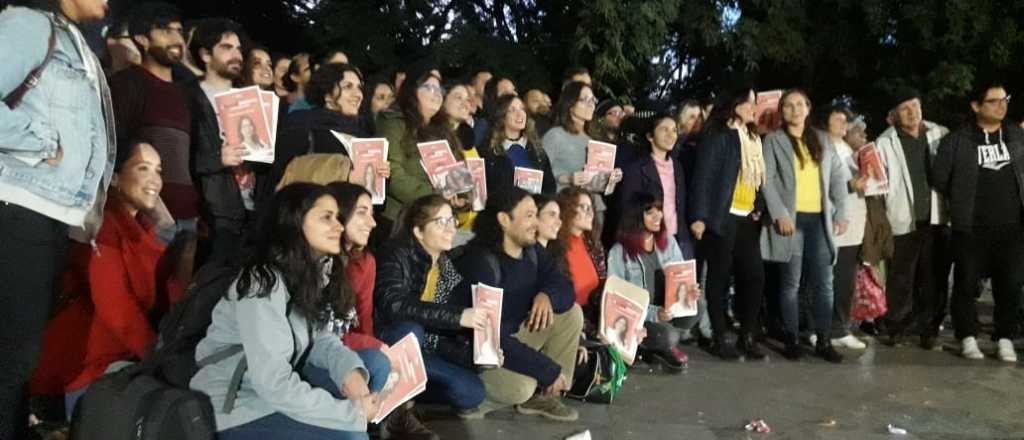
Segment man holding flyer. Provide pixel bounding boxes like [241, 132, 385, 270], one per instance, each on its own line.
[458, 188, 583, 422]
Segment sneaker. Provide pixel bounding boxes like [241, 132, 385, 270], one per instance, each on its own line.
[456, 399, 504, 420]
[832, 335, 867, 350]
[815, 338, 844, 364]
[997, 338, 1017, 363]
[515, 395, 579, 422]
[807, 334, 818, 347]
[380, 405, 439, 440]
[670, 347, 690, 365]
[961, 337, 984, 360]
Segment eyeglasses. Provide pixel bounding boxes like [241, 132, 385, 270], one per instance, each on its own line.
[577, 96, 598, 106]
[419, 84, 445, 97]
[983, 95, 1011, 105]
[428, 216, 460, 229]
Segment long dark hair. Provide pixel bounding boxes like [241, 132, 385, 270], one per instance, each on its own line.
[487, 94, 544, 157]
[532, 193, 570, 276]
[616, 192, 669, 261]
[426, 83, 470, 158]
[235, 183, 354, 327]
[703, 86, 758, 140]
[470, 187, 534, 256]
[326, 182, 372, 258]
[395, 67, 443, 148]
[780, 89, 824, 166]
[553, 81, 591, 135]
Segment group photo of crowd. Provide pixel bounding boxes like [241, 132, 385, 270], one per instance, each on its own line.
[2, 0, 1024, 439]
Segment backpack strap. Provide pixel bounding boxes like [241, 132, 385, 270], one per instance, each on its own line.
[2, 15, 57, 109]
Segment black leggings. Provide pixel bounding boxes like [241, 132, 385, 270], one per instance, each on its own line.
[702, 214, 765, 337]
[0, 203, 68, 440]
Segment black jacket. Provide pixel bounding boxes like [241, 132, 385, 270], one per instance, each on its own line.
[268, 108, 371, 192]
[932, 123, 1024, 233]
[689, 128, 765, 235]
[478, 142, 557, 196]
[618, 155, 695, 258]
[373, 240, 469, 338]
[182, 79, 270, 233]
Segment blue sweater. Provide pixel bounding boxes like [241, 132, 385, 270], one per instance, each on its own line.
[457, 244, 575, 386]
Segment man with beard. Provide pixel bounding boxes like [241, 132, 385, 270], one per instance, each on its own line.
[456, 188, 583, 422]
[110, 3, 195, 243]
[183, 19, 259, 263]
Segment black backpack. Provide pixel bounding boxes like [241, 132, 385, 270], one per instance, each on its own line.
[69, 262, 240, 440]
[566, 339, 626, 404]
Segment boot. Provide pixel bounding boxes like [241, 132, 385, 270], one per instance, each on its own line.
[782, 334, 802, 361]
[381, 403, 439, 440]
[711, 335, 740, 360]
[736, 332, 767, 360]
[815, 334, 843, 364]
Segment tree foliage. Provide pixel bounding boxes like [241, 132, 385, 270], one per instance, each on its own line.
[146, 0, 1024, 127]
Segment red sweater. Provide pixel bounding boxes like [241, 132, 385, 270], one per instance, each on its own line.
[567, 235, 600, 306]
[342, 251, 384, 350]
[31, 199, 185, 394]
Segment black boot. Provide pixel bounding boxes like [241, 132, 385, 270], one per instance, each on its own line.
[815, 334, 844, 364]
[381, 403, 439, 440]
[782, 334, 802, 361]
[711, 336, 740, 360]
[736, 333, 767, 360]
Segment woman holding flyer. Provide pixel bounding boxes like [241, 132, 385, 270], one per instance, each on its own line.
[378, 68, 470, 223]
[430, 83, 484, 238]
[606, 193, 693, 372]
[689, 87, 768, 360]
[760, 90, 849, 363]
[373, 195, 487, 418]
[191, 183, 391, 439]
[482, 95, 557, 196]
[544, 81, 623, 225]
[271, 63, 390, 192]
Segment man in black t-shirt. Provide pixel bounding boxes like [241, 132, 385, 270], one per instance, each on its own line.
[933, 81, 1024, 363]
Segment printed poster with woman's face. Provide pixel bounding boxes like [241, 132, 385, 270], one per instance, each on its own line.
[600, 276, 650, 365]
[214, 86, 276, 164]
[371, 333, 427, 424]
[857, 142, 889, 196]
[472, 283, 503, 366]
[664, 260, 699, 318]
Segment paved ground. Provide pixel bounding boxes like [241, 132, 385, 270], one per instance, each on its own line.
[421, 331, 1024, 440]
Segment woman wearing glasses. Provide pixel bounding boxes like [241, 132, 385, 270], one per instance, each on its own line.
[378, 67, 471, 226]
[373, 194, 488, 421]
[543, 81, 623, 227]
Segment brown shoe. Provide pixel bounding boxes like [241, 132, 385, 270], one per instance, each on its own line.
[380, 404, 440, 440]
[514, 395, 579, 422]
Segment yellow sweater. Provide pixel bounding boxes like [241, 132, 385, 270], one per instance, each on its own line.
[794, 139, 822, 213]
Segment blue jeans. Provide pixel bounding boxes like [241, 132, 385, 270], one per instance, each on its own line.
[780, 213, 835, 336]
[378, 321, 485, 410]
[217, 349, 389, 440]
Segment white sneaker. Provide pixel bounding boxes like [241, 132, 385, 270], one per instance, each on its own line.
[997, 339, 1017, 363]
[961, 337, 984, 360]
[832, 335, 867, 350]
[808, 334, 818, 346]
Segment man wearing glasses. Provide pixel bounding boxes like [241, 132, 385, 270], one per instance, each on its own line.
[933, 82, 1024, 362]
[874, 88, 949, 350]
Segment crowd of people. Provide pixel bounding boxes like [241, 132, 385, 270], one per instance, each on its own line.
[3, 1, 1024, 440]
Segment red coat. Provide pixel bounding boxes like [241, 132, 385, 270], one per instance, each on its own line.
[342, 251, 384, 350]
[31, 199, 185, 394]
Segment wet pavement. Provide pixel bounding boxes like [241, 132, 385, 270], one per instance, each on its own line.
[422, 333, 1024, 439]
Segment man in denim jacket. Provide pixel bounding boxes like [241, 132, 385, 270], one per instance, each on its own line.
[0, 2, 114, 438]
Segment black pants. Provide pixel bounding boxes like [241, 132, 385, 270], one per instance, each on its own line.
[703, 214, 764, 337]
[831, 245, 861, 338]
[928, 225, 954, 331]
[881, 223, 936, 336]
[0, 203, 68, 440]
[951, 226, 1024, 340]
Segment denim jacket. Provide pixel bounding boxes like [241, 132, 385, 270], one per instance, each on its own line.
[0, 7, 115, 240]
[606, 240, 684, 322]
